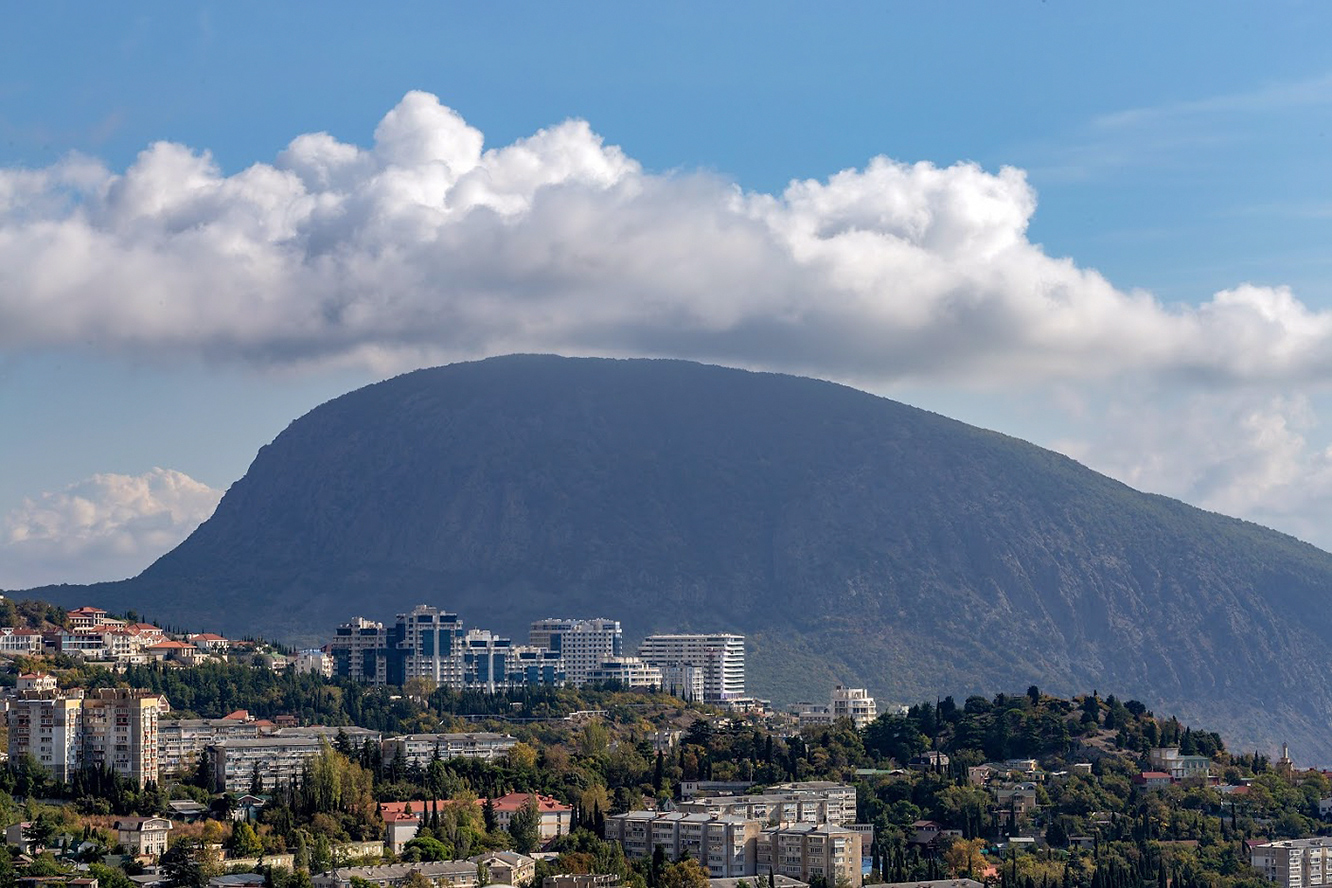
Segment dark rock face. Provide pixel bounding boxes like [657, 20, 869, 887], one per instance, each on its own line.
[33, 355, 1332, 761]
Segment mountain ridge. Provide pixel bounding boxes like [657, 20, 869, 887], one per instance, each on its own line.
[19, 355, 1332, 762]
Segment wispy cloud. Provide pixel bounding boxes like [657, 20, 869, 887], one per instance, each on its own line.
[1034, 70, 1332, 182]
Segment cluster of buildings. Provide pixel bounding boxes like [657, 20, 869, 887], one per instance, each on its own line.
[0, 605, 316, 675]
[328, 610, 747, 703]
[0, 606, 234, 668]
[5, 672, 525, 791]
[5, 672, 166, 785]
[605, 782, 865, 886]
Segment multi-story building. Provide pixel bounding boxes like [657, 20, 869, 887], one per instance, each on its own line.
[66, 607, 109, 631]
[394, 606, 466, 689]
[460, 631, 564, 692]
[208, 736, 326, 793]
[0, 628, 44, 655]
[586, 657, 662, 689]
[485, 793, 572, 843]
[7, 688, 85, 782]
[16, 672, 58, 692]
[329, 617, 391, 684]
[295, 649, 335, 678]
[678, 782, 857, 827]
[831, 686, 877, 728]
[509, 648, 566, 687]
[158, 715, 267, 777]
[658, 662, 703, 702]
[638, 634, 745, 703]
[81, 688, 167, 786]
[605, 811, 760, 877]
[382, 733, 518, 767]
[528, 619, 623, 686]
[1252, 838, 1332, 888]
[756, 823, 863, 888]
[469, 851, 536, 888]
[1148, 747, 1211, 781]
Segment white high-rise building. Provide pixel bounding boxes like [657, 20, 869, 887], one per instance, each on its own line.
[638, 634, 745, 703]
[529, 618, 623, 685]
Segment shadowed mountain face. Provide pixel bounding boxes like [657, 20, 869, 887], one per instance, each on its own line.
[29, 355, 1332, 761]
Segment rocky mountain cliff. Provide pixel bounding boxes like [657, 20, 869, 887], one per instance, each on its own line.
[27, 355, 1332, 761]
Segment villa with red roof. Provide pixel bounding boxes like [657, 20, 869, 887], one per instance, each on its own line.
[67, 607, 108, 630]
[482, 793, 572, 842]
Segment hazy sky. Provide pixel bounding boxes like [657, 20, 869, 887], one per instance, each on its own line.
[4, 3, 1332, 588]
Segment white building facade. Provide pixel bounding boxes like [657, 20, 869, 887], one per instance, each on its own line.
[528, 619, 623, 686]
[638, 634, 745, 703]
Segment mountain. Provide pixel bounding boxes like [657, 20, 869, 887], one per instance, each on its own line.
[24, 355, 1332, 762]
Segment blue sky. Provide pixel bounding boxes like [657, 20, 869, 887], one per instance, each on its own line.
[4, 2, 1332, 587]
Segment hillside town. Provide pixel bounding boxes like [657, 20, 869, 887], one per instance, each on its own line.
[0, 600, 1328, 888]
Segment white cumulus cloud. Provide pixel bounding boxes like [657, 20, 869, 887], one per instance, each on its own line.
[0, 468, 223, 589]
[3, 90, 1332, 386]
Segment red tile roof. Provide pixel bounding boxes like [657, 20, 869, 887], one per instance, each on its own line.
[484, 792, 571, 813]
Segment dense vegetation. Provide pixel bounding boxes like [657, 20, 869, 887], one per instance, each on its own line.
[1, 682, 1326, 888]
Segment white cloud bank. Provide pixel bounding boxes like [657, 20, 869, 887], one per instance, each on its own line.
[0, 468, 222, 589]
[4, 90, 1332, 385]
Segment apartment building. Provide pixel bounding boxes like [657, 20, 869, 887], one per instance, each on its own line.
[605, 812, 760, 877]
[679, 782, 857, 827]
[395, 606, 466, 689]
[329, 617, 391, 684]
[16, 672, 58, 692]
[528, 619, 623, 686]
[509, 647, 566, 687]
[81, 688, 167, 786]
[638, 634, 744, 703]
[295, 649, 335, 678]
[382, 732, 518, 767]
[756, 824, 863, 888]
[586, 657, 662, 689]
[7, 688, 85, 782]
[8, 681, 167, 786]
[798, 687, 878, 729]
[158, 716, 267, 776]
[658, 662, 703, 702]
[1252, 838, 1332, 888]
[209, 736, 326, 793]
[832, 686, 877, 728]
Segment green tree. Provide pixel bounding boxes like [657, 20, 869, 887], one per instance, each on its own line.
[162, 838, 208, 888]
[230, 822, 263, 857]
[508, 797, 542, 853]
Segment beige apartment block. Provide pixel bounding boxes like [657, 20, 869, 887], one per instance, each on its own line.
[756, 823, 863, 888]
[82, 688, 167, 786]
[605, 811, 759, 878]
